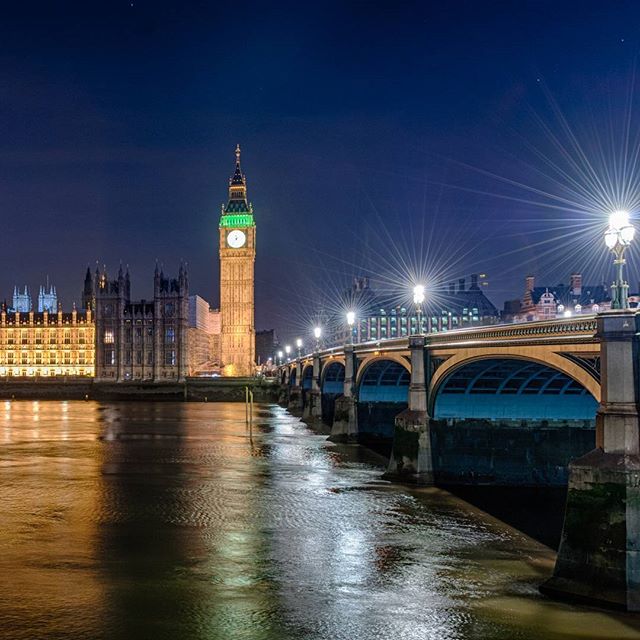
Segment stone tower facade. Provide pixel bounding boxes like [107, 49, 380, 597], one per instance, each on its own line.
[94, 264, 189, 382]
[219, 145, 256, 377]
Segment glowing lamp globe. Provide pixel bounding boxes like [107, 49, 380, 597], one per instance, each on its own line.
[346, 311, 355, 326]
[621, 224, 635, 245]
[605, 229, 618, 249]
[314, 326, 322, 340]
[277, 350, 283, 359]
[610, 210, 630, 231]
[413, 284, 425, 305]
[296, 338, 303, 348]
[285, 345, 291, 355]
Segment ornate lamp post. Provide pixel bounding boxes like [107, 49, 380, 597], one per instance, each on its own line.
[605, 210, 635, 310]
[296, 338, 303, 358]
[346, 310, 355, 344]
[413, 284, 425, 335]
[313, 326, 322, 351]
[277, 350, 283, 366]
[284, 345, 291, 362]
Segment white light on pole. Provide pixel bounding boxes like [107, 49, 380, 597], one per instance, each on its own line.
[296, 338, 303, 357]
[413, 284, 425, 335]
[605, 210, 635, 309]
[284, 345, 291, 361]
[346, 310, 355, 344]
[314, 326, 322, 351]
[277, 350, 283, 365]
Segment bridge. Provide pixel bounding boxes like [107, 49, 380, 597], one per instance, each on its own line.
[277, 311, 640, 611]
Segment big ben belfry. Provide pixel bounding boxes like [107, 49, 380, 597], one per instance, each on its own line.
[219, 145, 256, 376]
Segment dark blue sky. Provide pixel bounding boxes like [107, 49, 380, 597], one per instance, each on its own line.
[1, 1, 639, 338]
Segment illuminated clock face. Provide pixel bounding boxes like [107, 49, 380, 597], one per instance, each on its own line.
[227, 229, 246, 248]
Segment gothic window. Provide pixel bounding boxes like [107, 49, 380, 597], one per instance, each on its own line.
[7, 353, 14, 365]
[21, 352, 28, 364]
[165, 327, 175, 343]
[165, 350, 176, 366]
[136, 351, 142, 365]
[125, 328, 132, 343]
[64, 330, 71, 345]
[135, 328, 142, 342]
[105, 349, 115, 366]
[165, 303, 174, 317]
[125, 351, 131, 365]
[21, 333, 27, 345]
[104, 330, 114, 344]
[147, 351, 153, 365]
[35, 353, 42, 365]
[79, 330, 85, 345]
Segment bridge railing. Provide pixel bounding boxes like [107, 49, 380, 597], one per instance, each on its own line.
[282, 315, 600, 367]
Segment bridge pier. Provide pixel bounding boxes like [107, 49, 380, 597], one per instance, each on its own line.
[541, 311, 640, 611]
[329, 345, 358, 442]
[302, 354, 322, 423]
[385, 335, 434, 484]
[287, 362, 303, 414]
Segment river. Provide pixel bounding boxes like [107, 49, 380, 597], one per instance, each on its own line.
[0, 400, 639, 640]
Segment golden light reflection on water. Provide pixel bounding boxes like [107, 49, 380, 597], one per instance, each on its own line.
[0, 401, 639, 640]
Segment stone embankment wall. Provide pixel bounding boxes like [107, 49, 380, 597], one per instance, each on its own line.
[0, 377, 279, 402]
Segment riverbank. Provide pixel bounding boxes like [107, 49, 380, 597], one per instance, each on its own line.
[0, 377, 279, 402]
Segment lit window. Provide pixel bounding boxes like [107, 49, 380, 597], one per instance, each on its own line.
[104, 330, 114, 344]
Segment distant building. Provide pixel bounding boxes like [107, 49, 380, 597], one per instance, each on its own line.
[329, 274, 499, 345]
[12, 286, 32, 312]
[94, 264, 189, 382]
[187, 295, 221, 375]
[505, 273, 611, 322]
[37, 283, 57, 313]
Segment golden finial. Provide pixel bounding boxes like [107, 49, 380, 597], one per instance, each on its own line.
[235, 143, 241, 164]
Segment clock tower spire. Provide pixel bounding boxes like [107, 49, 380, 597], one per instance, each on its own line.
[219, 144, 256, 376]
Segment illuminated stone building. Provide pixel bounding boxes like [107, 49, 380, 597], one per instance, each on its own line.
[94, 264, 189, 381]
[187, 295, 221, 375]
[329, 275, 499, 345]
[506, 273, 611, 322]
[0, 306, 95, 377]
[219, 145, 256, 376]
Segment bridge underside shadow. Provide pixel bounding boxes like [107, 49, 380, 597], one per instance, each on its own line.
[432, 358, 597, 487]
[357, 360, 409, 456]
[321, 362, 345, 425]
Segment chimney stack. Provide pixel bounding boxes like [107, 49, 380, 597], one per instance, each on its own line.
[570, 273, 582, 296]
[525, 275, 535, 292]
[458, 278, 465, 292]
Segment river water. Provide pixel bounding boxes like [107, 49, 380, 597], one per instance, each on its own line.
[1, 400, 639, 640]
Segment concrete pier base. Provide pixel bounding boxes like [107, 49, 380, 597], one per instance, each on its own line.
[384, 409, 434, 485]
[287, 387, 303, 415]
[540, 448, 640, 611]
[302, 389, 322, 423]
[329, 395, 358, 443]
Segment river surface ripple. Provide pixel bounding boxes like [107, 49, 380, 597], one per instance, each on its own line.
[0, 400, 639, 640]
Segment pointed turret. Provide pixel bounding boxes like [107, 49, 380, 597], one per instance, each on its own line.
[222, 144, 253, 218]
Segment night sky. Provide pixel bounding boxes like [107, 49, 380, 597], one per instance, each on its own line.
[2, 1, 639, 341]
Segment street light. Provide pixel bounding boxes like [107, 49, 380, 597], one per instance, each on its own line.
[277, 350, 283, 366]
[313, 326, 322, 351]
[413, 284, 425, 334]
[296, 338, 303, 357]
[605, 210, 635, 309]
[284, 345, 291, 361]
[346, 310, 355, 344]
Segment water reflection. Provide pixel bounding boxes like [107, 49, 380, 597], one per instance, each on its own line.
[0, 401, 639, 639]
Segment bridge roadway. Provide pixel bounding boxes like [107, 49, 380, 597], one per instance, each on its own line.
[277, 311, 640, 611]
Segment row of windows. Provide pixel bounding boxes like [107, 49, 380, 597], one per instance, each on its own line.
[103, 328, 176, 344]
[103, 350, 177, 366]
[0, 352, 93, 365]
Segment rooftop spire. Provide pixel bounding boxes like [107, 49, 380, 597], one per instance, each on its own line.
[223, 144, 253, 216]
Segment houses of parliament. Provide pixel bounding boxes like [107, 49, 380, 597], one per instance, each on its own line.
[0, 148, 258, 379]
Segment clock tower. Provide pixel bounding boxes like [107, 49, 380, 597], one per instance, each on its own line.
[219, 145, 256, 376]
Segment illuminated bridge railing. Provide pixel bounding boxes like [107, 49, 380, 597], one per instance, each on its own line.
[428, 316, 598, 345]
